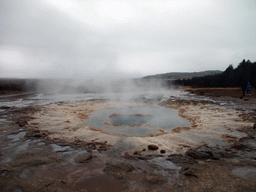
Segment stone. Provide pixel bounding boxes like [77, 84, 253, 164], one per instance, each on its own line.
[61, 178, 67, 184]
[185, 146, 228, 160]
[148, 144, 159, 150]
[123, 152, 137, 160]
[17, 119, 29, 127]
[167, 154, 197, 166]
[232, 136, 256, 151]
[160, 150, 166, 154]
[74, 152, 92, 163]
[232, 142, 246, 150]
[26, 130, 48, 138]
[133, 151, 141, 156]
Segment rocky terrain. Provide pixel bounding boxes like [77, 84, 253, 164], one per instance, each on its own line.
[0, 89, 256, 191]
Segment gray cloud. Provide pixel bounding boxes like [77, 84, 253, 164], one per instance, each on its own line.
[0, 0, 128, 78]
[1, 0, 256, 78]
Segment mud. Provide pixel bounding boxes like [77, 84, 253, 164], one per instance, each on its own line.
[0, 90, 256, 191]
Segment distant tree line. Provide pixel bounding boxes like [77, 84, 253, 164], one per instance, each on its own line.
[174, 60, 256, 89]
[143, 70, 222, 80]
[0, 79, 38, 92]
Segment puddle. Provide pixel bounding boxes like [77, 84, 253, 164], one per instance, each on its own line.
[50, 144, 71, 152]
[147, 157, 181, 178]
[148, 157, 181, 170]
[16, 140, 31, 152]
[7, 132, 26, 142]
[86, 106, 191, 137]
[37, 142, 45, 146]
[232, 167, 256, 183]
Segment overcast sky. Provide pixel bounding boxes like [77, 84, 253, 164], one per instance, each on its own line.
[1, 0, 256, 79]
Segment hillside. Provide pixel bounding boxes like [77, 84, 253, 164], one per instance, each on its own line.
[142, 70, 222, 80]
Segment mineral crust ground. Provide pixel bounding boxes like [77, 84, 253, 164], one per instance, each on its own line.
[1, 88, 256, 191]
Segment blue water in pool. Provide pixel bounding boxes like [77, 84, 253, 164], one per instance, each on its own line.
[86, 106, 191, 137]
[110, 115, 153, 125]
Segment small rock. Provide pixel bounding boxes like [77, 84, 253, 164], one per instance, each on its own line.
[17, 119, 29, 127]
[30, 122, 39, 125]
[123, 152, 137, 160]
[148, 145, 159, 150]
[253, 123, 256, 130]
[98, 145, 107, 151]
[45, 181, 54, 187]
[26, 130, 46, 138]
[74, 152, 92, 163]
[61, 178, 67, 184]
[185, 146, 225, 160]
[133, 151, 141, 156]
[232, 142, 246, 150]
[142, 148, 146, 151]
[183, 167, 198, 178]
[160, 150, 166, 154]
[244, 99, 249, 101]
[167, 154, 197, 166]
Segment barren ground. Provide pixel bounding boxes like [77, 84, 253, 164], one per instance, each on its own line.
[0, 88, 256, 191]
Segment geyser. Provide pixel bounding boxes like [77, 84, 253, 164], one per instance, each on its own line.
[86, 106, 191, 137]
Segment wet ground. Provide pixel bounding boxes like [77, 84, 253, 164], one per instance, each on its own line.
[0, 89, 256, 191]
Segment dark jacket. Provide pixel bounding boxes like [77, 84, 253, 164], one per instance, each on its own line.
[247, 83, 252, 91]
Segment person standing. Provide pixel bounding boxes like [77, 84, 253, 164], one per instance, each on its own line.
[247, 82, 252, 95]
[242, 83, 247, 96]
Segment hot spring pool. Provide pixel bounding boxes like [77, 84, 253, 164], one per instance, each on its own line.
[110, 114, 153, 125]
[86, 106, 191, 137]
